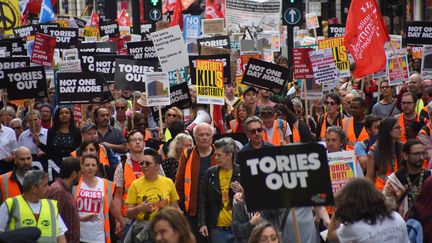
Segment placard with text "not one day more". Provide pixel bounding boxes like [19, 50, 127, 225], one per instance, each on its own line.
[237, 143, 334, 211]
[56, 72, 105, 104]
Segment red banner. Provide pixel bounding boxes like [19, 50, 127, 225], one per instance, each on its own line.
[293, 48, 314, 79]
[31, 33, 56, 67]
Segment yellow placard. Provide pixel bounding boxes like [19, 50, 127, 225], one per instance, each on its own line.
[83, 26, 98, 37]
[0, 0, 20, 35]
[196, 60, 225, 105]
[318, 37, 350, 78]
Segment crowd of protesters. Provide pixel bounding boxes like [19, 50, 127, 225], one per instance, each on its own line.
[0, 49, 432, 243]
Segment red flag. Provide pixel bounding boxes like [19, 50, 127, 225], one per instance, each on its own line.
[212, 105, 225, 134]
[344, 0, 389, 78]
[89, 11, 100, 27]
[117, 9, 131, 27]
[170, 0, 183, 30]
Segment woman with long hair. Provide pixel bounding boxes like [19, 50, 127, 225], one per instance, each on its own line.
[162, 133, 193, 181]
[150, 206, 196, 243]
[228, 102, 250, 133]
[37, 106, 81, 162]
[327, 178, 409, 242]
[366, 117, 403, 190]
[248, 222, 281, 243]
[74, 154, 123, 243]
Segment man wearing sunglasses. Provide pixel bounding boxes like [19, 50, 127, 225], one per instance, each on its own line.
[259, 106, 291, 146]
[113, 98, 130, 136]
[239, 116, 273, 152]
[316, 93, 344, 141]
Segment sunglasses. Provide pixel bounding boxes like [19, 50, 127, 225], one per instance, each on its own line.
[248, 128, 263, 134]
[325, 101, 336, 106]
[167, 113, 177, 118]
[139, 161, 155, 167]
[116, 106, 127, 111]
[260, 111, 273, 117]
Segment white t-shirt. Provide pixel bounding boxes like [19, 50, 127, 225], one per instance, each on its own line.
[264, 121, 292, 142]
[336, 211, 410, 243]
[0, 199, 67, 236]
[76, 177, 105, 243]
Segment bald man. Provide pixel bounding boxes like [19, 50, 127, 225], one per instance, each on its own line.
[175, 122, 218, 241]
[0, 147, 33, 203]
[343, 93, 356, 117]
[407, 73, 424, 114]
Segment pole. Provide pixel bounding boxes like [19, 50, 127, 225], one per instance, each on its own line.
[303, 80, 309, 126]
[132, 94, 136, 129]
[132, 0, 141, 34]
[290, 208, 301, 243]
[287, 26, 294, 68]
[176, 69, 182, 84]
[158, 106, 164, 140]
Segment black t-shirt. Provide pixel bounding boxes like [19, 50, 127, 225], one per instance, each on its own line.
[198, 155, 212, 193]
[395, 167, 431, 209]
[353, 120, 364, 138]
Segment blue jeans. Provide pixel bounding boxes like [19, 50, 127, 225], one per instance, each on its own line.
[211, 228, 236, 243]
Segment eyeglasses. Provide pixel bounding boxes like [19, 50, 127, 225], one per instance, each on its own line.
[129, 138, 144, 143]
[325, 101, 337, 106]
[260, 111, 273, 117]
[139, 160, 155, 167]
[401, 102, 415, 106]
[115, 106, 127, 111]
[248, 128, 263, 134]
[409, 152, 428, 157]
[166, 113, 177, 118]
[381, 86, 390, 90]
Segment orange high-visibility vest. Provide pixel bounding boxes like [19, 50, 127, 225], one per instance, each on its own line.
[397, 113, 421, 143]
[183, 149, 193, 213]
[73, 178, 114, 243]
[292, 126, 300, 143]
[121, 161, 143, 216]
[319, 113, 343, 141]
[229, 120, 239, 133]
[262, 120, 288, 145]
[342, 117, 368, 150]
[71, 144, 110, 166]
[0, 172, 22, 203]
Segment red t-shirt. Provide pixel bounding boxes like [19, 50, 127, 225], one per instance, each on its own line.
[131, 159, 142, 178]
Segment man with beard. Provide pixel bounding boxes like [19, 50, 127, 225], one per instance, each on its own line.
[0, 147, 33, 203]
[94, 107, 128, 154]
[47, 157, 82, 243]
[384, 140, 431, 216]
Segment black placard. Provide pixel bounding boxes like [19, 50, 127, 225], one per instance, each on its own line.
[127, 41, 158, 61]
[94, 54, 134, 83]
[4, 66, 47, 100]
[32, 154, 61, 183]
[328, 24, 345, 38]
[405, 21, 432, 45]
[0, 56, 30, 88]
[169, 82, 193, 109]
[47, 27, 79, 49]
[241, 58, 288, 95]
[0, 41, 12, 57]
[99, 21, 120, 38]
[238, 143, 334, 211]
[0, 38, 27, 55]
[114, 59, 158, 91]
[56, 72, 105, 104]
[197, 36, 231, 54]
[36, 23, 60, 34]
[140, 23, 155, 40]
[189, 54, 231, 84]
[78, 42, 117, 72]
[13, 25, 35, 38]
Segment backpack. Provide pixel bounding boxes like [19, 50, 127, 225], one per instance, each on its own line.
[406, 218, 423, 243]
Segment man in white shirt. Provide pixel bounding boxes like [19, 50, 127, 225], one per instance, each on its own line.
[18, 110, 48, 155]
[0, 123, 17, 173]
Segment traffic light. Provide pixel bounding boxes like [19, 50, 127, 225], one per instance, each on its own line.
[282, 0, 304, 26]
[144, 0, 162, 23]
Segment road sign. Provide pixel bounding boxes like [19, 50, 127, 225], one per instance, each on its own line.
[149, 9, 161, 21]
[144, 0, 162, 23]
[284, 8, 301, 25]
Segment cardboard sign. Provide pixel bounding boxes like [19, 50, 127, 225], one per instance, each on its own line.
[145, 72, 170, 106]
[78, 42, 117, 72]
[386, 35, 403, 50]
[183, 15, 201, 39]
[99, 21, 120, 38]
[58, 60, 82, 73]
[241, 58, 288, 95]
[114, 58, 158, 91]
[5, 66, 47, 100]
[56, 72, 105, 104]
[328, 24, 345, 38]
[168, 66, 188, 86]
[309, 49, 340, 85]
[196, 59, 225, 105]
[239, 53, 262, 78]
[293, 48, 314, 79]
[36, 23, 59, 34]
[421, 45, 432, 80]
[386, 49, 409, 86]
[14, 25, 35, 38]
[47, 27, 79, 49]
[301, 79, 323, 100]
[0, 38, 26, 56]
[32, 154, 61, 183]
[127, 41, 158, 60]
[74, 17, 87, 27]
[150, 25, 189, 72]
[168, 82, 193, 109]
[0, 41, 12, 57]
[328, 151, 357, 194]
[412, 46, 423, 59]
[197, 35, 230, 54]
[200, 46, 237, 84]
[306, 12, 319, 29]
[0, 57, 30, 88]
[202, 18, 225, 35]
[83, 26, 99, 37]
[94, 54, 133, 83]
[31, 33, 56, 67]
[405, 21, 432, 45]
[189, 54, 231, 84]
[238, 143, 334, 211]
[318, 37, 350, 78]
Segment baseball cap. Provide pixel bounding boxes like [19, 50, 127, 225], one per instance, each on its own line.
[81, 124, 97, 133]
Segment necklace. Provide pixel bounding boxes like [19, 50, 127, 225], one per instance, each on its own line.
[406, 169, 425, 208]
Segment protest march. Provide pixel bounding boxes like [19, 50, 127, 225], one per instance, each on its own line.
[0, 0, 431, 242]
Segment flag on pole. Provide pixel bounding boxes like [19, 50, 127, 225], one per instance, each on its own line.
[169, 0, 183, 30]
[344, 0, 389, 78]
[89, 10, 100, 27]
[39, 0, 55, 23]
